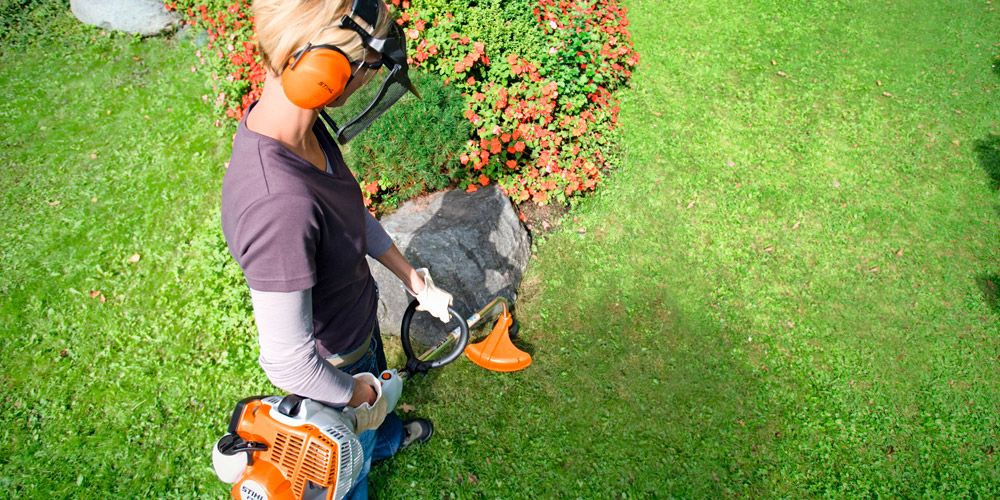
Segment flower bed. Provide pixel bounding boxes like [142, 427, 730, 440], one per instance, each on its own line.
[165, 0, 264, 121]
[167, 0, 637, 208]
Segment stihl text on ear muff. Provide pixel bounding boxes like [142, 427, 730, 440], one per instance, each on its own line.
[281, 0, 420, 143]
[281, 43, 353, 109]
[279, 0, 385, 110]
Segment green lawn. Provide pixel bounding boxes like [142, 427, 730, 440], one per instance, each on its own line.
[2, 0, 999, 497]
[0, 11, 264, 496]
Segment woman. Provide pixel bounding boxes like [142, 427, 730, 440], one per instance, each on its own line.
[220, 0, 452, 497]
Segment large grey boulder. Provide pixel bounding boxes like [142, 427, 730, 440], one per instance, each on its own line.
[369, 185, 531, 341]
[71, 0, 179, 36]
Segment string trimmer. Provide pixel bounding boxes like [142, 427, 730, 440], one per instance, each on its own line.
[210, 297, 530, 500]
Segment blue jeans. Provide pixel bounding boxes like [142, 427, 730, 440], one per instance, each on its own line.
[337, 327, 404, 500]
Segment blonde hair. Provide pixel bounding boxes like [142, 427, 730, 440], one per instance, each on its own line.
[253, 0, 391, 75]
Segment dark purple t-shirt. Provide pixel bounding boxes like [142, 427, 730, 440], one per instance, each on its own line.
[221, 105, 376, 357]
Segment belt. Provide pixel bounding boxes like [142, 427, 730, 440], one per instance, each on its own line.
[325, 329, 374, 368]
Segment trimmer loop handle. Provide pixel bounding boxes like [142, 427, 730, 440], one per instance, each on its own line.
[399, 300, 469, 376]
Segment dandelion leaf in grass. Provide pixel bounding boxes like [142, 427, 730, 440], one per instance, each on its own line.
[340, 70, 469, 203]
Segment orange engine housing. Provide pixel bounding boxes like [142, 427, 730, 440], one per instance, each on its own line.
[229, 397, 361, 500]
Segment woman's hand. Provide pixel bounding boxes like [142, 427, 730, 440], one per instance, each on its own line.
[373, 244, 454, 323]
[348, 376, 378, 407]
[346, 372, 388, 434]
[410, 268, 453, 323]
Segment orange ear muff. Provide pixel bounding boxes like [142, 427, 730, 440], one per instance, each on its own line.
[281, 47, 352, 109]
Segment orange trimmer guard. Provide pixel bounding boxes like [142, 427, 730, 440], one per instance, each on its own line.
[464, 304, 532, 372]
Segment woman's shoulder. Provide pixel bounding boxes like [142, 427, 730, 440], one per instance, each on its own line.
[228, 127, 318, 194]
[223, 130, 320, 226]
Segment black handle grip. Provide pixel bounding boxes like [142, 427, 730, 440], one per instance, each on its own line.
[276, 394, 305, 417]
[399, 300, 469, 375]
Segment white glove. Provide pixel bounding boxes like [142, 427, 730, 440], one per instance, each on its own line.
[409, 268, 453, 323]
[378, 369, 403, 413]
[345, 372, 387, 434]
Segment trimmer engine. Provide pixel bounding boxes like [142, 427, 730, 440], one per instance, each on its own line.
[210, 298, 524, 499]
[212, 395, 364, 500]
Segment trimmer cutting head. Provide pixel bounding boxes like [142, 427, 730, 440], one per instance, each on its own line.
[464, 304, 532, 372]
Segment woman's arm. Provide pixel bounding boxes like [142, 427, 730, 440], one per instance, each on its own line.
[366, 212, 453, 322]
[374, 244, 426, 293]
[365, 212, 425, 293]
[250, 287, 376, 407]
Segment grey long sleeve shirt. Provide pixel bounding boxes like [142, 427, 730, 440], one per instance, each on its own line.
[250, 213, 393, 406]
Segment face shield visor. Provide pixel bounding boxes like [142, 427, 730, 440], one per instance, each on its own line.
[319, 0, 419, 144]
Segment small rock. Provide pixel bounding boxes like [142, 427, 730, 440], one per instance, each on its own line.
[71, 0, 180, 36]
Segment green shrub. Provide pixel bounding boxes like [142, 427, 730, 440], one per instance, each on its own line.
[404, 0, 546, 83]
[0, 0, 71, 53]
[399, 0, 638, 204]
[169, 0, 638, 207]
[341, 70, 470, 211]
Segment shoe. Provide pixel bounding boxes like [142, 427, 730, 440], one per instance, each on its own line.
[400, 418, 433, 449]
